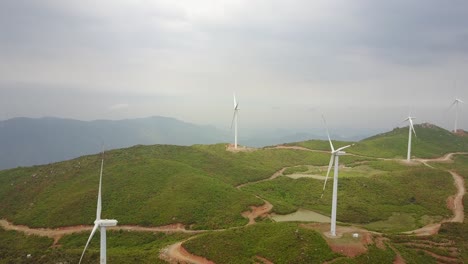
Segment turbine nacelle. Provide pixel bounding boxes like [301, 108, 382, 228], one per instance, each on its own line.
[332, 144, 353, 156]
[95, 219, 118, 227]
[333, 150, 347, 156]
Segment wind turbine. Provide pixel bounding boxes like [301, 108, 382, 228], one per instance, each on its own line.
[320, 116, 353, 237]
[231, 93, 239, 149]
[79, 151, 118, 264]
[404, 116, 417, 161]
[450, 98, 464, 133]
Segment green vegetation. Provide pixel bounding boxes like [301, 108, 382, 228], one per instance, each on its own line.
[244, 165, 453, 231]
[349, 124, 468, 159]
[184, 223, 339, 263]
[386, 234, 462, 264]
[0, 125, 467, 263]
[332, 245, 396, 264]
[0, 228, 192, 264]
[0, 144, 341, 229]
[0, 228, 53, 263]
[285, 139, 355, 151]
[287, 124, 468, 159]
[59, 230, 192, 264]
[436, 154, 468, 263]
[283, 165, 309, 175]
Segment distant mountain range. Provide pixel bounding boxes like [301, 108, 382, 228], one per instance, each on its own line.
[0, 116, 230, 170]
[0, 116, 372, 170]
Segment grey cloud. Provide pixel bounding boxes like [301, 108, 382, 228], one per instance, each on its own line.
[0, 0, 467, 133]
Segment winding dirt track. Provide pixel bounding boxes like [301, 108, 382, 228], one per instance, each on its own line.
[447, 171, 466, 223]
[405, 170, 465, 236]
[160, 241, 214, 264]
[0, 220, 202, 245]
[265, 145, 328, 153]
[236, 168, 285, 189]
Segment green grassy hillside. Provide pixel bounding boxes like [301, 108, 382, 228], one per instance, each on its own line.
[0, 229, 53, 263]
[184, 223, 340, 263]
[1, 126, 466, 263]
[288, 124, 468, 159]
[0, 228, 190, 264]
[349, 124, 468, 158]
[0, 143, 343, 229]
[285, 139, 355, 151]
[243, 162, 454, 231]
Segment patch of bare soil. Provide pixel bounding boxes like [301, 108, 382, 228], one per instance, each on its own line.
[454, 129, 468, 136]
[300, 223, 378, 258]
[374, 236, 387, 250]
[417, 152, 468, 164]
[0, 219, 92, 245]
[241, 199, 273, 225]
[160, 241, 215, 264]
[254, 256, 274, 264]
[226, 144, 256, 152]
[403, 223, 441, 236]
[393, 254, 406, 264]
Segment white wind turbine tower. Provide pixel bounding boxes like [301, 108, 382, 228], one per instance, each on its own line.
[79, 152, 118, 264]
[450, 98, 464, 133]
[231, 93, 240, 149]
[404, 116, 417, 161]
[320, 116, 353, 237]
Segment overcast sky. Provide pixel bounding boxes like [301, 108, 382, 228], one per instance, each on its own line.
[1, 0, 467, 134]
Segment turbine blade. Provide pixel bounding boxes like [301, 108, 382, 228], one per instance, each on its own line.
[322, 115, 335, 152]
[79, 223, 99, 264]
[233, 93, 237, 109]
[449, 100, 457, 110]
[407, 117, 417, 137]
[230, 110, 236, 130]
[320, 155, 335, 198]
[411, 123, 417, 137]
[336, 144, 353, 152]
[97, 158, 103, 220]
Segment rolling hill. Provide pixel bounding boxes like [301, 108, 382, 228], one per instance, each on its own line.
[350, 123, 468, 158]
[0, 123, 467, 263]
[289, 123, 468, 159]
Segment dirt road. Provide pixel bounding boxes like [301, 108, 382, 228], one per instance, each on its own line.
[236, 168, 285, 189]
[0, 219, 203, 245]
[447, 171, 465, 223]
[404, 170, 465, 236]
[160, 241, 214, 264]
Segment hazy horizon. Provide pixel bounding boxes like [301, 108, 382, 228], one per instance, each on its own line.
[1, 1, 467, 133]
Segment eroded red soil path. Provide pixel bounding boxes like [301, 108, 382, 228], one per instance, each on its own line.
[160, 241, 215, 264]
[0, 219, 202, 245]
